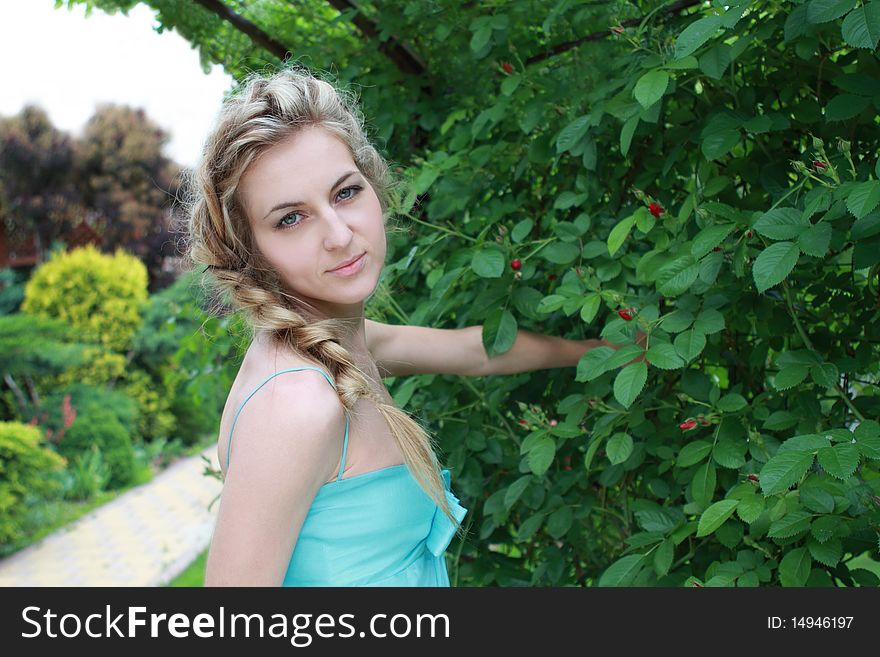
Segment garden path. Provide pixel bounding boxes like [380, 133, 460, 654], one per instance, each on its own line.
[0, 445, 221, 586]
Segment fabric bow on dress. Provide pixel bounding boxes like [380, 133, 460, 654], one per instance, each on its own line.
[424, 469, 468, 557]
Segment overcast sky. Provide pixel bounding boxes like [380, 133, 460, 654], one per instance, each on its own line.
[0, 0, 234, 167]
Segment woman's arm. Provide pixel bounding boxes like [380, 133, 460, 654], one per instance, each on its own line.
[478, 329, 647, 376]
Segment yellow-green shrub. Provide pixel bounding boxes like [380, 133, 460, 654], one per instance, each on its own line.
[0, 421, 66, 544]
[21, 244, 148, 352]
[119, 368, 176, 442]
[38, 346, 127, 390]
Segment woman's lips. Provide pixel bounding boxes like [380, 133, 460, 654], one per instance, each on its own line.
[328, 252, 366, 276]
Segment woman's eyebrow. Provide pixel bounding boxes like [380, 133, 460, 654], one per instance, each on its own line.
[262, 170, 360, 220]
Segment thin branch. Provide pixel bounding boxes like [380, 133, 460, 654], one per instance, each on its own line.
[193, 0, 291, 61]
[322, 0, 427, 78]
[526, 0, 703, 66]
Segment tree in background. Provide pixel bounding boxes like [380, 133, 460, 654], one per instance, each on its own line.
[73, 104, 182, 290]
[0, 104, 184, 291]
[0, 105, 85, 257]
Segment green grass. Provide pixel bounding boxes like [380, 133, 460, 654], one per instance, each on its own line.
[164, 548, 208, 587]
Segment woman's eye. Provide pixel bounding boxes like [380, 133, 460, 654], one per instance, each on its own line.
[338, 185, 362, 200]
[274, 185, 362, 231]
[276, 212, 302, 230]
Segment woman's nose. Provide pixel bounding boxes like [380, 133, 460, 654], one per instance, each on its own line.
[322, 208, 354, 248]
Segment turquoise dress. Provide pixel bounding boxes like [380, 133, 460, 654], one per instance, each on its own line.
[225, 366, 468, 586]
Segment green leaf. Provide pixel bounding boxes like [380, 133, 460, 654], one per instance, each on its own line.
[816, 443, 860, 479]
[613, 361, 648, 409]
[528, 436, 556, 476]
[811, 515, 841, 543]
[660, 309, 694, 333]
[696, 499, 739, 537]
[511, 219, 533, 243]
[653, 538, 674, 577]
[605, 344, 645, 369]
[692, 223, 736, 258]
[759, 450, 815, 495]
[800, 486, 835, 514]
[657, 260, 700, 297]
[713, 438, 747, 469]
[470, 25, 492, 53]
[778, 547, 812, 586]
[753, 207, 809, 240]
[580, 293, 602, 323]
[673, 328, 707, 362]
[607, 214, 637, 257]
[471, 246, 505, 277]
[692, 462, 716, 507]
[633, 70, 669, 109]
[620, 114, 639, 157]
[536, 294, 566, 315]
[701, 128, 739, 160]
[774, 364, 810, 390]
[807, 0, 857, 23]
[541, 241, 581, 264]
[678, 440, 713, 468]
[854, 420, 880, 459]
[768, 511, 812, 538]
[556, 115, 591, 153]
[808, 536, 843, 567]
[482, 308, 518, 358]
[716, 393, 747, 412]
[646, 343, 685, 369]
[797, 222, 832, 257]
[785, 3, 809, 40]
[597, 553, 646, 586]
[846, 180, 880, 219]
[503, 475, 532, 509]
[576, 346, 615, 382]
[546, 506, 573, 540]
[693, 308, 725, 335]
[515, 512, 544, 541]
[674, 15, 725, 59]
[500, 73, 521, 96]
[810, 362, 839, 388]
[752, 241, 800, 293]
[825, 93, 871, 121]
[607, 432, 634, 465]
[778, 433, 832, 453]
[841, 2, 880, 49]
[736, 492, 765, 524]
[699, 43, 732, 79]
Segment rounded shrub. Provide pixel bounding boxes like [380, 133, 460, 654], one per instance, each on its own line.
[57, 409, 135, 490]
[21, 244, 148, 352]
[0, 421, 66, 544]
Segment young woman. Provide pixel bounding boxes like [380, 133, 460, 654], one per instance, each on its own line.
[186, 66, 635, 587]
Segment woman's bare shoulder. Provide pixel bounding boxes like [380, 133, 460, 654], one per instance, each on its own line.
[216, 335, 337, 476]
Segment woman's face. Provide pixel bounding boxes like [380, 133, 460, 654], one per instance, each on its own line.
[238, 125, 387, 320]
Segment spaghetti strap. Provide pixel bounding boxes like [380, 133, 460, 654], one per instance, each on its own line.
[226, 366, 350, 480]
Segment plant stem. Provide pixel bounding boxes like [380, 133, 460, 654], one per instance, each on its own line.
[781, 281, 865, 422]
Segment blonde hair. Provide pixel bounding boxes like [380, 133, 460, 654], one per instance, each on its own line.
[179, 65, 460, 530]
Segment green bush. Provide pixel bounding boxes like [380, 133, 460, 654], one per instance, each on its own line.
[41, 383, 139, 438]
[57, 409, 135, 490]
[0, 421, 66, 544]
[21, 244, 148, 352]
[133, 270, 233, 444]
[118, 368, 176, 442]
[60, 444, 111, 501]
